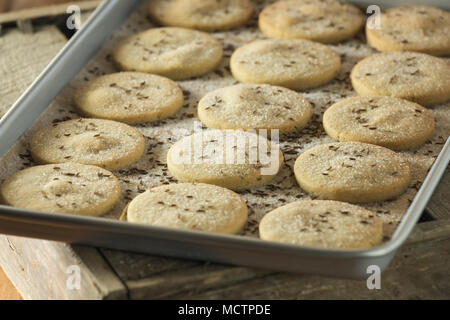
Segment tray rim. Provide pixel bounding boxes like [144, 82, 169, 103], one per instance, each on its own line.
[0, 0, 449, 279]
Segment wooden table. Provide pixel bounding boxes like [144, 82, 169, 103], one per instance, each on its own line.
[0, 14, 449, 301]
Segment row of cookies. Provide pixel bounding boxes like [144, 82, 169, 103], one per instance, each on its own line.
[147, 0, 449, 56]
[1, 1, 448, 250]
[0, 121, 410, 251]
[138, 0, 447, 247]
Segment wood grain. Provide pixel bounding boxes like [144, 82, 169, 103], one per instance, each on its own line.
[0, 236, 128, 299]
[99, 219, 450, 299]
[0, 267, 22, 300]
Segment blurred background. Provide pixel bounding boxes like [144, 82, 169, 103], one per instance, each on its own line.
[0, 0, 88, 12]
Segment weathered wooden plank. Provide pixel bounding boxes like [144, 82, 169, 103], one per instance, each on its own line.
[98, 218, 450, 300]
[127, 265, 273, 300]
[168, 236, 450, 299]
[406, 218, 450, 245]
[0, 235, 125, 299]
[426, 166, 450, 220]
[0, 266, 22, 300]
[72, 246, 128, 299]
[100, 249, 200, 282]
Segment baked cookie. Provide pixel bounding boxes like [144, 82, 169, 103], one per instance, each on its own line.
[30, 118, 145, 170]
[259, 0, 364, 43]
[74, 72, 183, 124]
[0, 163, 120, 216]
[230, 39, 341, 90]
[148, 0, 254, 32]
[167, 130, 284, 190]
[323, 96, 435, 150]
[259, 200, 383, 249]
[113, 27, 223, 80]
[198, 84, 312, 133]
[366, 6, 450, 56]
[125, 183, 248, 234]
[294, 142, 410, 203]
[350, 51, 450, 106]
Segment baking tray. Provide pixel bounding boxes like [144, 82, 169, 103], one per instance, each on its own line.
[0, 0, 449, 279]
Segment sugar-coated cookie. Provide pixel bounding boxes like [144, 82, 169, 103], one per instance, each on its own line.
[167, 130, 284, 190]
[350, 51, 450, 106]
[366, 6, 450, 56]
[30, 118, 145, 170]
[0, 163, 120, 216]
[148, 0, 254, 32]
[113, 27, 223, 80]
[74, 72, 184, 124]
[126, 183, 248, 234]
[230, 39, 341, 90]
[259, 0, 364, 43]
[198, 84, 312, 133]
[259, 200, 383, 249]
[294, 142, 411, 203]
[323, 96, 435, 150]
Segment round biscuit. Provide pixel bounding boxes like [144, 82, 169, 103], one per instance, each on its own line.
[323, 96, 435, 150]
[74, 72, 184, 124]
[126, 183, 248, 234]
[0, 163, 121, 216]
[259, 200, 383, 249]
[366, 6, 450, 56]
[259, 0, 365, 43]
[30, 118, 146, 170]
[148, 0, 254, 32]
[350, 51, 450, 106]
[113, 27, 223, 80]
[294, 142, 411, 203]
[230, 39, 341, 90]
[167, 129, 284, 190]
[198, 84, 312, 133]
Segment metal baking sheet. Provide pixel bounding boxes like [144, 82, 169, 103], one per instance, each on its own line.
[0, 0, 449, 279]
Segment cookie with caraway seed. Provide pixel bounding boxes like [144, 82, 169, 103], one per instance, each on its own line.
[0, 163, 120, 216]
[259, 200, 383, 249]
[230, 39, 341, 90]
[366, 6, 450, 56]
[74, 72, 184, 124]
[113, 27, 223, 80]
[148, 0, 254, 32]
[198, 84, 312, 133]
[167, 130, 284, 191]
[350, 51, 450, 106]
[30, 118, 145, 171]
[259, 0, 365, 43]
[125, 183, 248, 234]
[294, 142, 411, 203]
[323, 96, 435, 150]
